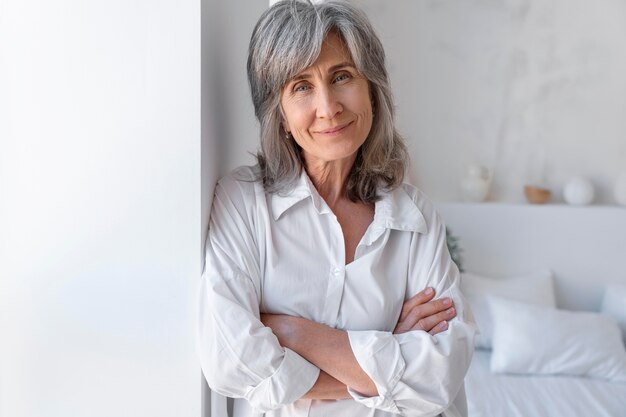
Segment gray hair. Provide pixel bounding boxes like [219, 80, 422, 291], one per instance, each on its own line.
[247, 0, 408, 202]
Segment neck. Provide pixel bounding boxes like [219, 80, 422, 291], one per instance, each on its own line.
[304, 155, 356, 208]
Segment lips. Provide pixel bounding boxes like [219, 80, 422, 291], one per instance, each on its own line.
[316, 121, 352, 135]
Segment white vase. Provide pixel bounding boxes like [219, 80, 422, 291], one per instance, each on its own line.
[461, 164, 490, 202]
[563, 177, 594, 206]
[614, 172, 626, 206]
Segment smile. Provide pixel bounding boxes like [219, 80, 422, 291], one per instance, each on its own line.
[316, 121, 353, 136]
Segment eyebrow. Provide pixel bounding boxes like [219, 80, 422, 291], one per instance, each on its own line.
[289, 62, 356, 83]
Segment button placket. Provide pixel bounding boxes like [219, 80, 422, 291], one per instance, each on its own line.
[321, 216, 346, 327]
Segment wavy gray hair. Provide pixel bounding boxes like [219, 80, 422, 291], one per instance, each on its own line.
[247, 0, 408, 203]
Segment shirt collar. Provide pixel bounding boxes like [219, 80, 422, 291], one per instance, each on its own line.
[270, 170, 427, 234]
[372, 185, 427, 234]
[270, 170, 320, 220]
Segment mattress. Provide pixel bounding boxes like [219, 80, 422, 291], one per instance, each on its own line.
[466, 350, 626, 417]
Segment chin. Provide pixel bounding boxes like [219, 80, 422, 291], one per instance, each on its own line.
[320, 148, 361, 164]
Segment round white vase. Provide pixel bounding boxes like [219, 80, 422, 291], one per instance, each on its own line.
[563, 177, 595, 206]
[614, 172, 626, 206]
[461, 164, 490, 202]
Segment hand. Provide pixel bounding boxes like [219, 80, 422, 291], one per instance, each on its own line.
[394, 287, 456, 335]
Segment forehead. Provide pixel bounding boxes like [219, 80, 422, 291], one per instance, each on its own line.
[293, 32, 354, 78]
[315, 32, 353, 65]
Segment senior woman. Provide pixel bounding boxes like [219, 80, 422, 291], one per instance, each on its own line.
[198, 1, 476, 416]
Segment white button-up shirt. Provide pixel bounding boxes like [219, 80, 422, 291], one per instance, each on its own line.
[198, 166, 476, 417]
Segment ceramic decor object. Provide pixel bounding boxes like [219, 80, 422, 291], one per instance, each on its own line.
[461, 164, 490, 202]
[563, 177, 595, 206]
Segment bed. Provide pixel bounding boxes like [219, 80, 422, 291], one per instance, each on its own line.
[437, 202, 626, 417]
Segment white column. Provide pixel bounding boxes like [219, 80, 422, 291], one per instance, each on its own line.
[0, 1, 201, 416]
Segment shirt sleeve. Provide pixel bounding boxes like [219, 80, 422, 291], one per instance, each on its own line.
[346, 199, 477, 417]
[197, 177, 320, 413]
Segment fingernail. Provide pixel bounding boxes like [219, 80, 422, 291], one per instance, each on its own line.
[425, 288, 433, 295]
[447, 307, 456, 315]
[443, 298, 451, 306]
[439, 321, 448, 329]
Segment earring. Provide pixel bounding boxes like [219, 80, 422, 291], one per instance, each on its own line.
[285, 131, 291, 140]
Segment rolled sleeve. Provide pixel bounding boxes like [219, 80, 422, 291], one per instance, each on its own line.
[346, 330, 404, 413]
[347, 283, 477, 417]
[198, 255, 321, 412]
[244, 348, 320, 411]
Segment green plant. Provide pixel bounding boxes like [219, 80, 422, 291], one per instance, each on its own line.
[446, 227, 464, 272]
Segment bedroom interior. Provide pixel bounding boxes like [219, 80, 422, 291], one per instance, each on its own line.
[439, 203, 626, 415]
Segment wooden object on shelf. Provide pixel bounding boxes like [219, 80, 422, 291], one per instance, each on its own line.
[524, 185, 551, 204]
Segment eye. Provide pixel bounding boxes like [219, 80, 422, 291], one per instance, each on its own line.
[293, 82, 310, 93]
[333, 72, 352, 83]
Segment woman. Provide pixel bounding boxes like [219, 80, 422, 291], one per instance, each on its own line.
[198, 1, 476, 416]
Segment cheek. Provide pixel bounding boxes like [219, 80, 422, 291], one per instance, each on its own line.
[350, 96, 373, 127]
[343, 86, 373, 117]
[282, 102, 314, 133]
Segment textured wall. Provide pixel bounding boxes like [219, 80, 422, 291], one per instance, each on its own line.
[360, 0, 626, 204]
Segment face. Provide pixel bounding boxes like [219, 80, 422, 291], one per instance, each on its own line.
[280, 32, 373, 167]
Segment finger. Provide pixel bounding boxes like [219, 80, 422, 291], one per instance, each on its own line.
[429, 320, 448, 335]
[401, 297, 454, 329]
[412, 306, 456, 332]
[399, 301, 456, 334]
[400, 287, 436, 321]
[394, 319, 412, 334]
[395, 298, 455, 334]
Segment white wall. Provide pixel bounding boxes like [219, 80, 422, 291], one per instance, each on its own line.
[200, 0, 251, 415]
[220, 0, 626, 205]
[0, 1, 201, 416]
[209, 0, 268, 176]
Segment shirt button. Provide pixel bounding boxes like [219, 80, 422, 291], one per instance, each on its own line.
[333, 267, 342, 275]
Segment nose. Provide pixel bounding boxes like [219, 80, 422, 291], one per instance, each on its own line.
[315, 86, 342, 119]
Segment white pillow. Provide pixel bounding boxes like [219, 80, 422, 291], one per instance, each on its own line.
[601, 284, 626, 344]
[461, 269, 555, 349]
[489, 296, 626, 382]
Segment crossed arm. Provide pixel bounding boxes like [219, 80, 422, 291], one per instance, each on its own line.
[261, 287, 458, 400]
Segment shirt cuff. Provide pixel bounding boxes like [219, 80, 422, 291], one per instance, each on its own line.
[244, 348, 320, 413]
[346, 330, 404, 413]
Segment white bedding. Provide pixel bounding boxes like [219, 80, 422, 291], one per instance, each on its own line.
[466, 351, 626, 417]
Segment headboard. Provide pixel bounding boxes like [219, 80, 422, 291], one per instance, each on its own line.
[436, 203, 626, 312]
